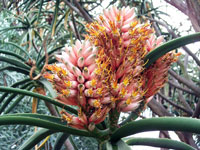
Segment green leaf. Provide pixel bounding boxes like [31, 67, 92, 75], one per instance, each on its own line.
[51, 0, 60, 37]
[106, 141, 113, 150]
[0, 56, 30, 70]
[53, 133, 70, 150]
[2, 42, 31, 59]
[36, 0, 44, 23]
[144, 32, 200, 68]
[0, 113, 91, 137]
[4, 85, 34, 114]
[37, 46, 64, 68]
[0, 86, 77, 114]
[126, 138, 195, 150]
[55, 9, 70, 30]
[119, 112, 138, 126]
[69, 136, 79, 150]
[0, 83, 33, 114]
[3, 9, 29, 25]
[4, 94, 25, 114]
[0, 26, 28, 34]
[116, 140, 131, 150]
[0, 66, 29, 75]
[0, 78, 30, 104]
[39, 79, 57, 97]
[0, 49, 26, 61]
[19, 128, 56, 150]
[111, 117, 200, 143]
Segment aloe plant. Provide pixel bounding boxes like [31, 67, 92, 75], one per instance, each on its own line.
[1, 1, 200, 150]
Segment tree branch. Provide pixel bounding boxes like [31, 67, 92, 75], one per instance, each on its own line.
[168, 69, 200, 96]
[148, 98, 172, 116]
[120, 0, 127, 7]
[63, 0, 83, 18]
[186, 0, 200, 32]
[158, 92, 193, 115]
[192, 100, 200, 118]
[177, 90, 193, 113]
[73, 0, 93, 23]
[164, 0, 188, 16]
[168, 80, 199, 97]
[71, 11, 81, 40]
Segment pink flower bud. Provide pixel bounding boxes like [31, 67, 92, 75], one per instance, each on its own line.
[77, 75, 85, 84]
[82, 67, 90, 79]
[121, 102, 140, 112]
[84, 54, 97, 66]
[77, 57, 85, 68]
[72, 66, 82, 77]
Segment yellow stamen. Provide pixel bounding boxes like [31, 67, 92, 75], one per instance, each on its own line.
[78, 108, 82, 117]
[97, 88, 103, 95]
[128, 55, 135, 62]
[62, 89, 70, 96]
[45, 65, 53, 71]
[99, 15, 105, 22]
[130, 21, 138, 28]
[95, 108, 101, 118]
[94, 99, 101, 108]
[61, 69, 67, 76]
[120, 88, 127, 97]
[112, 81, 118, 89]
[94, 68, 101, 75]
[43, 73, 54, 80]
[62, 114, 72, 123]
[123, 77, 129, 86]
[91, 79, 97, 87]
[52, 65, 61, 73]
[126, 98, 132, 105]
[141, 89, 148, 96]
[116, 13, 121, 22]
[132, 90, 138, 97]
[142, 58, 149, 66]
[88, 88, 93, 96]
[65, 81, 72, 88]
[111, 97, 118, 102]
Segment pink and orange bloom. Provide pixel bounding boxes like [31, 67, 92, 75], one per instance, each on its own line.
[43, 6, 179, 130]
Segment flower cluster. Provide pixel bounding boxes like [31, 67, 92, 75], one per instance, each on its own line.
[43, 6, 179, 130]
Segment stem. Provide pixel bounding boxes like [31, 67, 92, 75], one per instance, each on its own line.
[0, 86, 77, 114]
[111, 117, 200, 143]
[109, 109, 120, 133]
[126, 138, 195, 150]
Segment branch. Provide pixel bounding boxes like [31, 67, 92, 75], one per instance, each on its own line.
[186, 0, 200, 32]
[2, 0, 7, 8]
[168, 80, 199, 97]
[120, 0, 127, 7]
[177, 90, 193, 113]
[168, 69, 200, 96]
[158, 92, 193, 115]
[45, 102, 59, 117]
[164, 0, 188, 16]
[148, 98, 172, 116]
[192, 100, 200, 118]
[63, 0, 83, 18]
[73, 0, 93, 23]
[71, 11, 81, 40]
